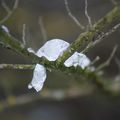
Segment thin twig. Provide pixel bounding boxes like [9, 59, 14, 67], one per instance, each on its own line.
[96, 45, 118, 71]
[56, 7, 120, 64]
[81, 22, 120, 54]
[22, 24, 26, 47]
[85, 0, 92, 29]
[64, 0, 85, 30]
[94, 23, 120, 45]
[0, 64, 34, 70]
[1, 0, 11, 13]
[0, 0, 19, 24]
[89, 56, 100, 66]
[38, 16, 47, 42]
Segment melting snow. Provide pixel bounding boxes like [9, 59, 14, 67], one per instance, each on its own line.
[28, 64, 46, 92]
[36, 39, 70, 61]
[64, 52, 90, 69]
[28, 39, 91, 92]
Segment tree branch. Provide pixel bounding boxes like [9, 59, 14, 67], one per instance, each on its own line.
[0, 0, 19, 24]
[56, 6, 120, 64]
[64, 0, 85, 30]
[0, 6, 120, 95]
[0, 64, 34, 70]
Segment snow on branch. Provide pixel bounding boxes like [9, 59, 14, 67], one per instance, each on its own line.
[0, 6, 120, 94]
[56, 6, 120, 64]
[0, 7, 120, 73]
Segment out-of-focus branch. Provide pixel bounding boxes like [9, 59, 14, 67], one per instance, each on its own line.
[0, 88, 92, 111]
[96, 45, 118, 71]
[0, 0, 19, 24]
[38, 16, 47, 42]
[110, 0, 118, 5]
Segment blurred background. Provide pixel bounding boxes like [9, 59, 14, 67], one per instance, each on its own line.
[0, 0, 120, 120]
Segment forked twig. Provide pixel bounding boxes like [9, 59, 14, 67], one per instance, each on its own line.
[0, 0, 19, 24]
[64, 0, 85, 30]
[85, 0, 92, 29]
[96, 45, 118, 71]
[82, 22, 120, 53]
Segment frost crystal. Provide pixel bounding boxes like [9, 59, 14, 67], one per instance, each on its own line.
[28, 39, 91, 92]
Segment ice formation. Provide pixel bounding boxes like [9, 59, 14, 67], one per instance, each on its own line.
[28, 39, 91, 92]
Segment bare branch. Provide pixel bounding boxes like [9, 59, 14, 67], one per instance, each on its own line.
[0, 0, 19, 24]
[94, 22, 120, 45]
[56, 7, 120, 64]
[64, 0, 85, 30]
[89, 56, 100, 66]
[1, 0, 11, 13]
[85, 0, 92, 29]
[13, 0, 19, 10]
[81, 22, 120, 54]
[0, 64, 34, 70]
[38, 16, 47, 42]
[96, 45, 118, 71]
[22, 24, 26, 47]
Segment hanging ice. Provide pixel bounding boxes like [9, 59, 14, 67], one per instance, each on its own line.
[28, 39, 91, 92]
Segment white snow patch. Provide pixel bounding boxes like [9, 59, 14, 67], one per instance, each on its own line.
[36, 39, 69, 61]
[28, 64, 46, 92]
[64, 52, 90, 69]
[28, 39, 91, 92]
